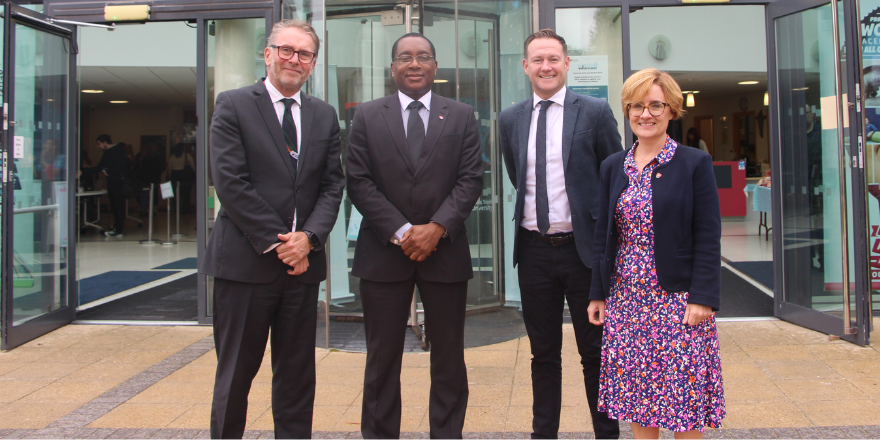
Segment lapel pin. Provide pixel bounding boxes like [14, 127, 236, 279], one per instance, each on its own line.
[656, 173, 662, 178]
[439, 115, 444, 119]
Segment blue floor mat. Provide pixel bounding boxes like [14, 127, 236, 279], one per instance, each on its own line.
[728, 261, 774, 290]
[79, 271, 180, 305]
[152, 258, 198, 270]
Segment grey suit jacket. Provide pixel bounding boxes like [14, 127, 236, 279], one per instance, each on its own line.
[200, 80, 345, 285]
[500, 87, 622, 268]
[346, 93, 483, 283]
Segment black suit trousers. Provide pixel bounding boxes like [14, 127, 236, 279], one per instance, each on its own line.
[211, 274, 318, 439]
[360, 274, 469, 439]
[517, 233, 619, 439]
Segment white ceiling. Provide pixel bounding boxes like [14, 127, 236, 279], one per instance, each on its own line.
[79, 66, 197, 107]
[669, 71, 769, 99]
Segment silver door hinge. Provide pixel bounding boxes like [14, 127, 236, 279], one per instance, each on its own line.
[3, 103, 7, 131]
[844, 327, 858, 335]
[859, 136, 865, 168]
[2, 151, 7, 184]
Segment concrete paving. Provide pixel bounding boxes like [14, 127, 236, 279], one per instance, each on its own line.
[1, 319, 879, 438]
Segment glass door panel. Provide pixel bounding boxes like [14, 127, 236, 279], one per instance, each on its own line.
[203, 17, 268, 319]
[325, 11, 405, 315]
[424, 9, 499, 309]
[2, 4, 75, 350]
[772, 0, 865, 342]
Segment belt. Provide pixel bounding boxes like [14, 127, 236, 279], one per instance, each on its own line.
[520, 228, 575, 246]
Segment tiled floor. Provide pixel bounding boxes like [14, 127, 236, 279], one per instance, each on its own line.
[1, 319, 879, 438]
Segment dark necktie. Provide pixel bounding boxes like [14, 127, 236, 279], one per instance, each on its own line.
[281, 98, 298, 170]
[536, 100, 552, 235]
[406, 101, 425, 166]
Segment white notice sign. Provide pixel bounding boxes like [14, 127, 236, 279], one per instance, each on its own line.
[13, 136, 24, 159]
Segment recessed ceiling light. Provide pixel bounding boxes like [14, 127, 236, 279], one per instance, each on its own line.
[82, 89, 104, 93]
[792, 87, 809, 91]
[110, 100, 129, 104]
[738, 81, 759, 85]
[46, 99, 54, 102]
[434, 79, 449, 83]
[681, 91, 700, 94]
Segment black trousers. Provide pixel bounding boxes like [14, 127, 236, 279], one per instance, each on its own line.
[517, 232, 619, 439]
[211, 274, 318, 439]
[106, 181, 126, 232]
[360, 274, 469, 439]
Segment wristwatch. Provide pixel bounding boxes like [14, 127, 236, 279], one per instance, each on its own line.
[302, 230, 321, 251]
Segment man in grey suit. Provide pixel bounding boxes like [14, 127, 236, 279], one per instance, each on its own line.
[200, 19, 344, 439]
[346, 33, 483, 439]
[499, 29, 622, 439]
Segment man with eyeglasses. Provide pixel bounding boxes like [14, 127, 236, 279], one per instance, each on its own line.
[201, 19, 344, 439]
[346, 32, 482, 439]
[499, 29, 622, 439]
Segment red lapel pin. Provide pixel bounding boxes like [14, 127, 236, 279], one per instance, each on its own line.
[439, 115, 444, 119]
[656, 173, 662, 178]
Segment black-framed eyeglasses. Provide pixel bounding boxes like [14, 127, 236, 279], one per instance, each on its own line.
[628, 101, 668, 117]
[392, 54, 435, 64]
[270, 45, 315, 63]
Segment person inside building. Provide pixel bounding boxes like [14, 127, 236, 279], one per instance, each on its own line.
[167, 142, 196, 213]
[686, 127, 709, 154]
[81, 134, 129, 237]
[589, 68, 726, 438]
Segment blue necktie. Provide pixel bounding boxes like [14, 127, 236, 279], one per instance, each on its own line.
[281, 98, 298, 170]
[536, 100, 552, 235]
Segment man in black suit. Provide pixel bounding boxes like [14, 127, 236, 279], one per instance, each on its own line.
[346, 33, 483, 439]
[200, 19, 344, 439]
[499, 29, 622, 439]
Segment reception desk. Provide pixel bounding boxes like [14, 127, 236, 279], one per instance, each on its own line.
[713, 161, 747, 217]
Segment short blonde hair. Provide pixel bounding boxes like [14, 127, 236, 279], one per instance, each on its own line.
[621, 68, 685, 120]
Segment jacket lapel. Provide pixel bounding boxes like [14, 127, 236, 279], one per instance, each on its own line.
[296, 93, 315, 185]
[415, 95, 448, 175]
[561, 88, 578, 172]
[254, 81, 296, 182]
[380, 95, 414, 173]
[516, 100, 532, 190]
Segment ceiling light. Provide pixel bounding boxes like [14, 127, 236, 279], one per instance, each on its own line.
[434, 79, 449, 83]
[82, 89, 104, 93]
[46, 99, 54, 102]
[792, 87, 809, 91]
[764, 92, 769, 106]
[110, 100, 128, 104]
[686, 93, 695, 107]
[738, 81, 759, 85]
[681, 90, 700, 94]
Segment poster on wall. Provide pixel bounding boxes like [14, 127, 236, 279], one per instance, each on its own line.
[863, 7, 880, 288]
[566, 55, 609, 102]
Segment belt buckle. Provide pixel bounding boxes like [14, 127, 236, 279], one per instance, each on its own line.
[550, 235, 565, 246]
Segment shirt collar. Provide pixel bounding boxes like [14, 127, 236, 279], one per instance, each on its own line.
[398, 90, 432, 112]
[264, 78, 302, 105]
[533, 87, 566, 109]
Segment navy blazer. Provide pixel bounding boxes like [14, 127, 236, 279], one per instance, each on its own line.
[589, 142, 722, 310]
[499, 88, 622, 268]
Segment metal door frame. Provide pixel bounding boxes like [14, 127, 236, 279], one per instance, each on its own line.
[1, 2, 77, 350]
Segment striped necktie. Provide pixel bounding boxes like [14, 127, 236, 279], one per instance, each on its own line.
[281, 98, 298, 170]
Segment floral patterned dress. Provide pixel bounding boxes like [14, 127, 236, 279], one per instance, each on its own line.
[597, 138, 725, 432]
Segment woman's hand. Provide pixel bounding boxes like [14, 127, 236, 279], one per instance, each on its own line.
[588, 300, 606, 326]
[682, 303, 713, 326]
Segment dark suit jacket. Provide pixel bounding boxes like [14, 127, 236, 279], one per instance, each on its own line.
[499, 87, 622, 268]
[346, 93, 483, 283]
[589, 143, 722, 310]
[200, 81, 345, 285]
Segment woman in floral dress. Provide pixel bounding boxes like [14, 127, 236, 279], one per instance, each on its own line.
[587, 68, 725, 438]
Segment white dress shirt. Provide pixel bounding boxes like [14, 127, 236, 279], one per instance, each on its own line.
[392, 91, 432, 243]
[263, 80, 303, 253]
[522, 88, 573, 234]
